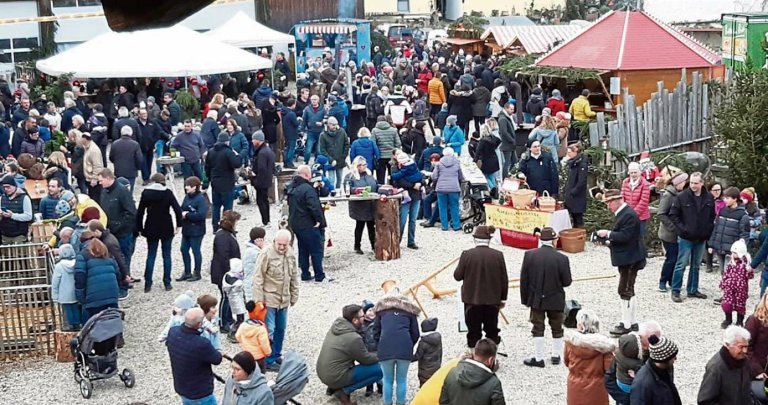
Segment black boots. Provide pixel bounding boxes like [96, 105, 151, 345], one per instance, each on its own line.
[721, 312, 733, 329]
[737, 313, 745, 327]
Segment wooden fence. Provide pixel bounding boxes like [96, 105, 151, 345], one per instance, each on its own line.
[589, 69, 714, 156]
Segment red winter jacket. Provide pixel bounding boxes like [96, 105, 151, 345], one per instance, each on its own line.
[621, 177, 651, 221]
[416, 69, 432, 96]
[547, 98, 566, 116]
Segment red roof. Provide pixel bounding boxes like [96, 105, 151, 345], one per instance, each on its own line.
[536, 11, 721, 70]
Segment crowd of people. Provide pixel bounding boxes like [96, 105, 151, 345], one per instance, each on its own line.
[3, 38, 768, 404]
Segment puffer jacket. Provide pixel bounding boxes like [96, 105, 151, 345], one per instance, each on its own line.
[443, 125, 465, 155]
[708, 204, 750, 254]
[417, 69, 432, 95]
[526, 94, 546, 118]
[365, 93, 385, 121]
[242, 242, 260, 303]
[621, 177, 651, 221]
[221, 370, 274, 405]
[286, 176, 327, 231]
[235, 319, 272, 360]
[373, 295, 421, 361]
[252, 243, 299, 310]
[222, 271, 246, 316]
[657, 185, 680, 243]
[74, 250, 119, 309]
[372, 120, 401, 159]
[361, 319, 378, 353]
[20, 136, 44, 158]
[52, 259, 77, 304]
[519, 152, 559, 197]
[432, 154, 464, 193]
[413, 317, 442, 384]
[428, 77, 446, 105]
[448, 90, 472, 127]
[349, 137, 380, 169]
[474, 135, 501, 176]
[564, 330, 617, 405]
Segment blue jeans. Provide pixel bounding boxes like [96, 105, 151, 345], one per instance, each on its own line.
[180, 161, 203, 180]
[117, 235, 135, 276]
[297, 227, 324, 281]
[399, 199, 421, 246]
[380, 359, 410, 405]
[660, 240, 678, 288]
[62, 303, 83, 329]
[180, 235, 203, 276]
[437, 192, 461, 231]
[304, 132, 320, 162]
[754, 230, 768, 296]
[422, 193, 440, 224]
[329, 168, 344, 189]
[284, 138, 297, 166]
[155, 140, 165, 173]
[343, 363, 384, 394]
[141, 150, 153, 181]
[145, 237, 173, 288]
[181, 394, 217, 405]
[265, 307, 288, 365]
[485, 174, 496, 190]
[211, 191, 234, 232]
[671, 238, 706, 295]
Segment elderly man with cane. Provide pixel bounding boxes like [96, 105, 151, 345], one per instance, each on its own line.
[454, 225, 508, 348]
[596, 189, 647, 337]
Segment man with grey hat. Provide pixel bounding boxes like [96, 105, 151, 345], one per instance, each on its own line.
[0, 174, 33, 244]
[596, 189, 646, 336]
[520, 227, 572, 368]
[454, 225, 508, 348]
[250, 130, 275, 226]
[204, 132, 241, 232]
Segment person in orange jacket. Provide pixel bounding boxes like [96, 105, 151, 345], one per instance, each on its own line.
[236, 304, 272, 373]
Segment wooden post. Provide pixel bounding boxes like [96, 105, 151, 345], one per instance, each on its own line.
[54, 330, 77, 362]
[375, 198, 401, 261]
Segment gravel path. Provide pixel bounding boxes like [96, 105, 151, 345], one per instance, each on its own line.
[0, 180, 754, 405]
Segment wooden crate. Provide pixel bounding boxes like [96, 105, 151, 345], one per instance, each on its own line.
[0, 285, 58, 360]
[30, 223, 56, 244]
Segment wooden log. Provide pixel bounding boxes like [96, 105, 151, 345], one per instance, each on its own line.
[374, 198, 401, 261]
[54, 330, 77, 362]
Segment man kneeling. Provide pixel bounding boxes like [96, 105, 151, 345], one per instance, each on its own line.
[317, 304, 382, 404]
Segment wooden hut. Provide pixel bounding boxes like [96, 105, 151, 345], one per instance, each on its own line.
[535, 10, 725, 106]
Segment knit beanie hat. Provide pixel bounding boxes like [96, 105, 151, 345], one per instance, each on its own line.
[446, 115, 457, 125]
[55, 199, 72, 218]
[648, 335, 678, 362]
[397, 153, 411, 165]
[362, 299, 374, 313]
[229, 258, 244, 277]
[59, 244, 76, 260]
[173, 290, 196, 311]
[217, 132, 230, 143]
[627, 162, 641, 172]
[60, 190, 75, 202]
[233, 351, 257, 375]
[80, 207, 101, 223]
[740, 188, 755, 204]
[671, 172, 688, 187]
[432, 136, 442, 146]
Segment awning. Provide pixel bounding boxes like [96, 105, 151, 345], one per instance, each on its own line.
[296, 24, 357, 35]
[481, 25, 583, 53]
[441, 38, 484, 45]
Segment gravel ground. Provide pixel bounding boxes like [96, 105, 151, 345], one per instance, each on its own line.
[0, 176, 756, 405]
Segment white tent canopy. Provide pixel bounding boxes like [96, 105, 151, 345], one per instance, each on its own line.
[206, 11, 295, 48]
[36, 25, 272, 78]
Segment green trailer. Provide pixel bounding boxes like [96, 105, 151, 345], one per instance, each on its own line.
[722, 12, 768, 70]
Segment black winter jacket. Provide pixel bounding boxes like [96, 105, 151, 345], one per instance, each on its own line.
[100, 181, 137, 238]
[250, 143, 275, 190]
[564, 154, 588, 214]
[204, 142, 241, 194]
[112, 117, 141, 141]
[180, 191, 208, 237]
[109, 135, 142, 179]
[136, 184, 182, 240]
[608, 205, 646, 268]
[372, 296, 420, 362]
[286, 176, 326, 231]
[413, 328, 442, 384]
[519, 152, 559, 197]
[630, 362, 682, 405]
[210, 228, 240, 287]
[708, 205, 750, 254]
[470, 86, 492, 117]
[474, 135, 501, 175]
[669, 188, 715, 243]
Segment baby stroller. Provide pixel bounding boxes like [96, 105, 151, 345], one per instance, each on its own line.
[272, 350, 310, 405]
[70, 308, 134, 399]
[459, 180, 492, 234]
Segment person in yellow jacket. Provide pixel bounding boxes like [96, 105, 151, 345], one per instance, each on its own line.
[236, 310, 272, 373]
[47, 192, 108, 248]
[410, 357, 462, 405]
[428, 73, 447, 119]
[75, 193, 108, 227]
[568, 89, 596, 122]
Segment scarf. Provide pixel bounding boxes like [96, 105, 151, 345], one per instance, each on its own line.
[629, 177, 640, 190]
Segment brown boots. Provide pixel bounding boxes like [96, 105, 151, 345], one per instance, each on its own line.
[335, 390, 357, 405]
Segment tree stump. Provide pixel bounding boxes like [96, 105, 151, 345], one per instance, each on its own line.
[375, 198, 401, 261]
[54, 330, 77, 362]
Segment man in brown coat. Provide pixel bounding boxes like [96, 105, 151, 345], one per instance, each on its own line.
[520, 227, 572, 368]
[454, 225, 508, 348]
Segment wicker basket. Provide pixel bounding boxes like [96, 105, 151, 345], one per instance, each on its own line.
[538, 191, 557, 212]
[509, 189, 537, 209]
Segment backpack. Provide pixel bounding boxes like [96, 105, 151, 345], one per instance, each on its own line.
[413, 98, 428, 120]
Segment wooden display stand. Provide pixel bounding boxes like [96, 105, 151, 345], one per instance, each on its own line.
[374, 197, 401, 261]
[54, 330, 77, 362]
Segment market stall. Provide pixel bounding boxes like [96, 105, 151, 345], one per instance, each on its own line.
[485, 203, 572, 249]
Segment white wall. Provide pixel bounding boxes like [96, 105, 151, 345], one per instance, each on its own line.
[0, 1, 40, 41]
[53, 1, 257, 47]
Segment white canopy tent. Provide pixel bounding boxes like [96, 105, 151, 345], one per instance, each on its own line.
[206, 11, 295, 49]
[36, 25, 272, 78]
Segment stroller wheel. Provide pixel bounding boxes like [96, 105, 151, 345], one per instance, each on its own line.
[121, 368, 135, 388]
[463, 223, 474, 234]
[79, 379, 93, 399]
[74, 370, 82, 383]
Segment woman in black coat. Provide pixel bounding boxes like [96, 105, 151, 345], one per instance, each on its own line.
[373, 294, 421, 405]
[210, 210, 241, 333]
[136, 173, 182, 292]
[261, 97, 281, 149]
[448, 84, 473, 136]
[564, 142, 588, 228]
[178, 176, 208, 281]
[347, 156, 379, 254]
[401, 120, 427, 163]
[474, 129, 502, 194]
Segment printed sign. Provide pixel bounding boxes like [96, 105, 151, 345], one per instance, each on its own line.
[485, 204, 551, 234]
